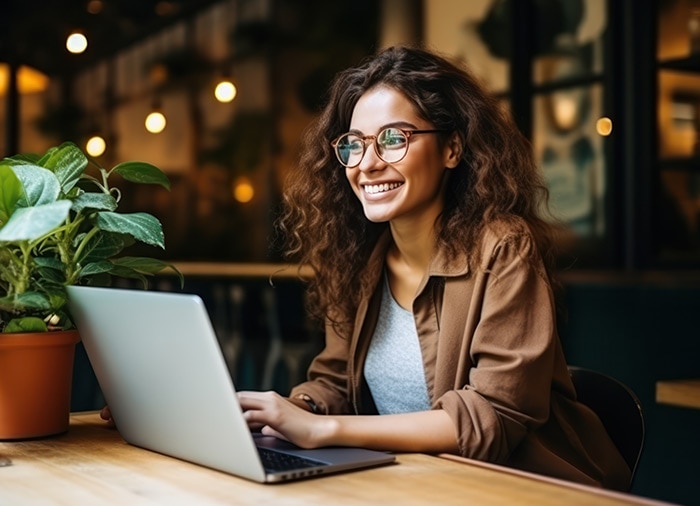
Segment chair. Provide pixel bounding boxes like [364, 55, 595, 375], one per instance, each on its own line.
[568, 366, 645, 489]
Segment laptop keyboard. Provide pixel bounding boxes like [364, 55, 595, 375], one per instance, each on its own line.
[257, 447, 327, 472]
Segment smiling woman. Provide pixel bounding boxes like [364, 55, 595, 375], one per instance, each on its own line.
[232, 45, 633, 492]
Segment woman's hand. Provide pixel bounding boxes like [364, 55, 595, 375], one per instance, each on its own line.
[237, 391, 336, 449]
[99, 405, 116, 428]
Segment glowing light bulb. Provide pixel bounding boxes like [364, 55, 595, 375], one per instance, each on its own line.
[145, 111, 166, 133]
[553, 96, 578, 131]
[596, 117, 613, 136]
[66, 33, 88, 54]
[85, 135, 106, 157]
[233, 178, 254, 203]
[214, 80, 237, 103]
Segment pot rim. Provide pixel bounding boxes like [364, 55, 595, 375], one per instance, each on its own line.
[0, 329, 80, 348]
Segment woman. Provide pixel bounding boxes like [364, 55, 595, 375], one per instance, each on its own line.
[237, 45, 630, 489]
[110, 45, 630, 489]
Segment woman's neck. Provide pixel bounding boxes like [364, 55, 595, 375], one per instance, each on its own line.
[384, 215, 439, 310]
[388, 220, 436, 272]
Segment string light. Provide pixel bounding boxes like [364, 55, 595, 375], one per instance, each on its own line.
[233, 177, 254, 203]
[214, 78, 237, 103]
[145, 98, 166, 134]
[596, 117, 613, 136]
[145, 110, 166, 133]
[85, 135, 106, 157]
[66, 32, 88, 54]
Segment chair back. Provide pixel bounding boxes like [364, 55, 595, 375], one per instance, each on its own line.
[568, 366, 645, 489]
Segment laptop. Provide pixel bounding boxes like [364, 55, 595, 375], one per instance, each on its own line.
[66, 285, 395, 483]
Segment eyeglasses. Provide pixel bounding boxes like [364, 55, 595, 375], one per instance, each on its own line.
[331, 127, 445, 168]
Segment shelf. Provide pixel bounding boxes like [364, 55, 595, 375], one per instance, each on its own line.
[656, 379, 700, 410]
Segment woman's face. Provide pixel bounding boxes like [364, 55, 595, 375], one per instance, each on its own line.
[345, 86, 458, 225]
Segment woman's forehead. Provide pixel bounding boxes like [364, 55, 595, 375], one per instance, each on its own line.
[349, 86, 423, 131]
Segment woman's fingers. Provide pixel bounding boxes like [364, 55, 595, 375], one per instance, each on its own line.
[237, 391, 317, 445]
[238, 391, 284, 428]
[261, 425, 289, 441]
[99, 405, 116, 428]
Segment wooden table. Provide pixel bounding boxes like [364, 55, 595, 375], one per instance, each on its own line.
[0, 413, 671, 506]
[656, 379, 700, 409]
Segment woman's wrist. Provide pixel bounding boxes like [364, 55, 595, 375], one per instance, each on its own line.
[291, 394, 340, 446]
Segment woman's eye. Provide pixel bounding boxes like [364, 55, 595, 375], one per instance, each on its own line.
[347, 140, 363, 152]
[339, 137, 362, 152]
[379, 130, 406, 148]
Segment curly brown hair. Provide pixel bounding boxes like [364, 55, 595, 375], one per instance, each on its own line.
[279, 45, 555, 336]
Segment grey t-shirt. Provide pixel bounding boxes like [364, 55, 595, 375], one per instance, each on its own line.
[364, 274, 431, 414]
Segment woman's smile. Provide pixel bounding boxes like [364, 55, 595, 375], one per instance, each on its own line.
[363, 181, 404, 196]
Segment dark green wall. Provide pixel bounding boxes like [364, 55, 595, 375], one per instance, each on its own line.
[559, 279, 700, 506]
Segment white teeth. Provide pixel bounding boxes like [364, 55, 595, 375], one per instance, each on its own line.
[364, 182, 403, 194]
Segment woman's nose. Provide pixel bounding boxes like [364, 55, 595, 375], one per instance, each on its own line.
[357, 142, 385, 172]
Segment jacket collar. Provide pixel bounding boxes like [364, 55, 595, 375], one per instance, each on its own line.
[428, 240, 470, 278]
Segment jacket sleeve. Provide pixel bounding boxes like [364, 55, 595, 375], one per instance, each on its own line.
[436, 231, 558, 463]
[289, 318, 354, 414]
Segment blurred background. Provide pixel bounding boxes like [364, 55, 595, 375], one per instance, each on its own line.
[2, 0, 699, 504]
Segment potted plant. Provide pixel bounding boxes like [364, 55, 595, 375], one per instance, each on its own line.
[0, 141, 181, 439]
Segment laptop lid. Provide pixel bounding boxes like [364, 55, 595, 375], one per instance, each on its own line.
[67, 285, 395, 483]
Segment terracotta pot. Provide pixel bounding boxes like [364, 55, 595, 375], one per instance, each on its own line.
[0, 330, 80, 440]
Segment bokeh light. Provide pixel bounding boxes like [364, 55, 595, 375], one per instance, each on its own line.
[85, 135, 106, 157]
[215, 80, 237, 103]
[66, 33, 88, 54]
[145, 111, 167, 133]
[596, 117, 613, 136]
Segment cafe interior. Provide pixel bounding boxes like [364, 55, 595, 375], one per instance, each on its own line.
[1, 0, 699, 504]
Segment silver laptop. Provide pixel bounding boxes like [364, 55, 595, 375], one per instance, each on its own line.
[67, 285, 395, 483]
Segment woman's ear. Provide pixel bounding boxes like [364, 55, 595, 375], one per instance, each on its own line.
[443, 132, 462, 169]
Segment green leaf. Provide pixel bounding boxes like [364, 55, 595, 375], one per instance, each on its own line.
[11, 164, 62, 207]
[4, 153, 40, 165]
[112, 161, 171, 190]
[0, 295, 18, 312]
[13, 291, 51, 310]
[0, 164, 22, 224]
[35, 145, 59, 166]
[82, 272, 112, 287]
[72, 192, 118, 213]
[34, 256, 64, 270]
[78, 231, 131, 264]
[0, 200, 72, 242]
[109, 256, 168, 273]
[47, 291, 68, 311]
[112, 257, 184, 287]
[95, 212, 165, 248]
[78, 260, 113, 276]
[104, 264, 149, 288]
[40, 142, 88, 193]
[35, 265, 66, 285]
[4, 317, 48, 333]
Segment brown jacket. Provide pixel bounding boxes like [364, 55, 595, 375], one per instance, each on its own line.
[290, 223, 631, 490]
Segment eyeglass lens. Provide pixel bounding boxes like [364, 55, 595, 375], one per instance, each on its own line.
[335, 128, 409, 167]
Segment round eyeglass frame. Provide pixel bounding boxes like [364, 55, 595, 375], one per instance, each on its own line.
[331, 127, 446, 168]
